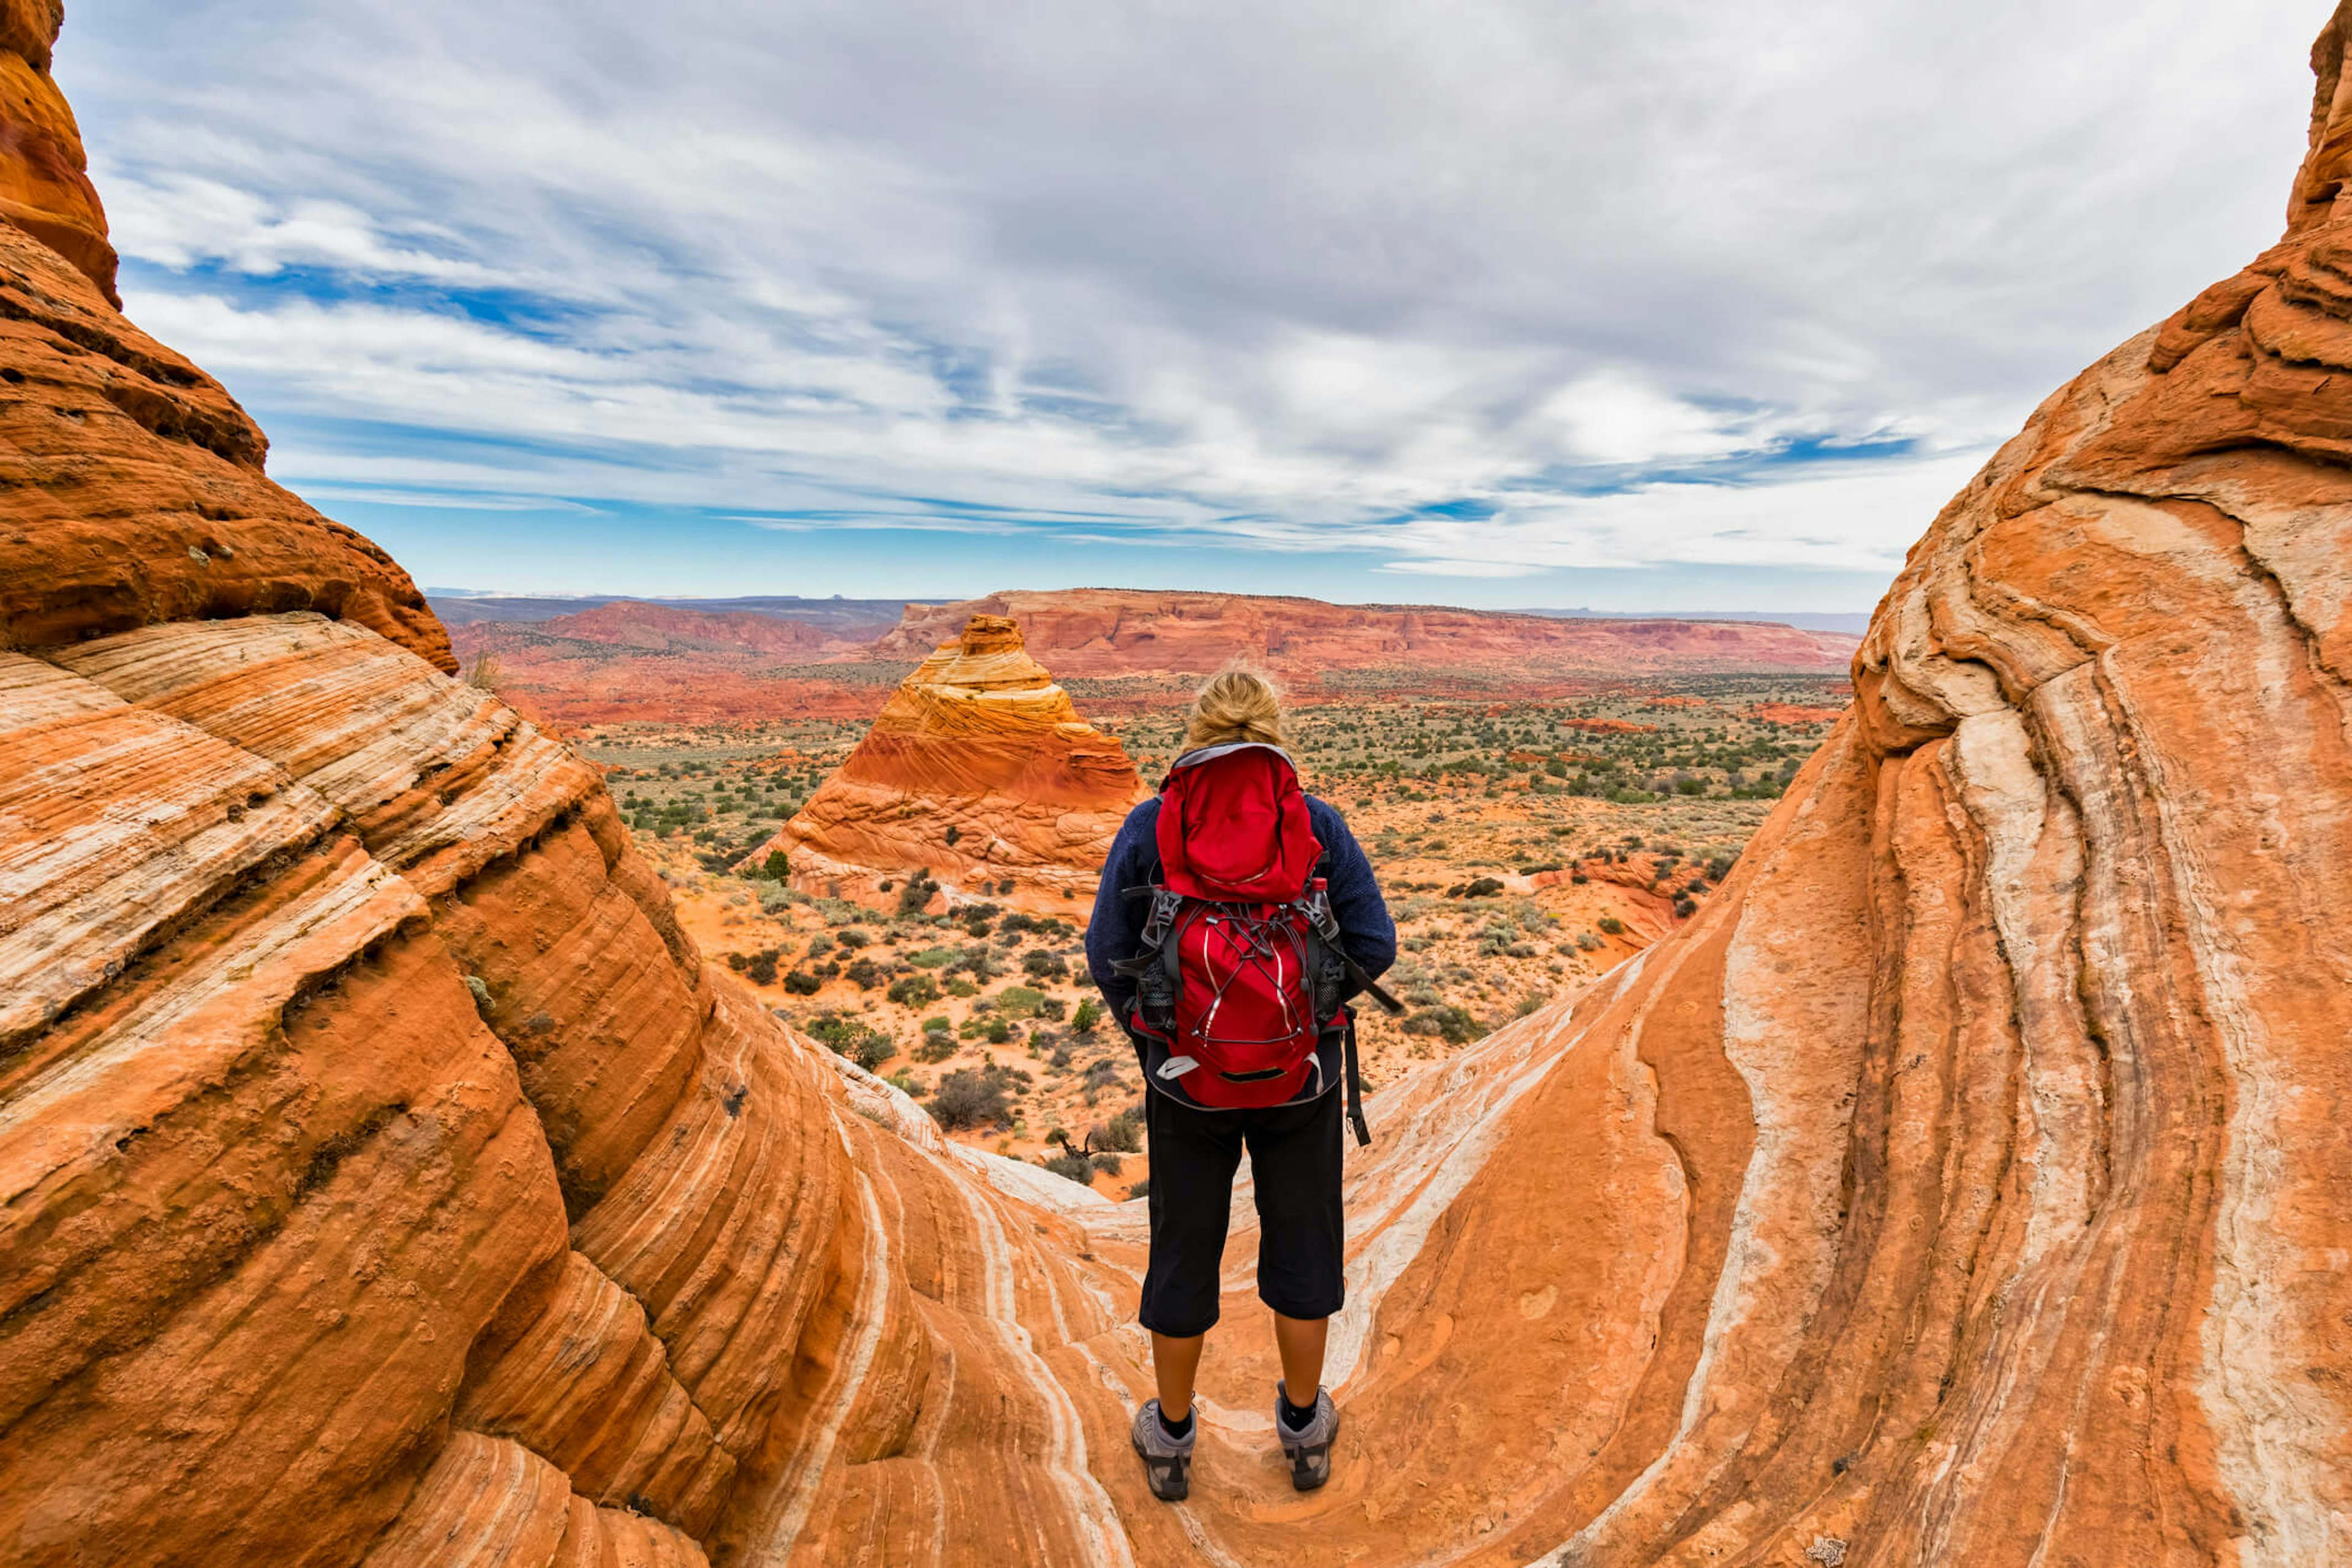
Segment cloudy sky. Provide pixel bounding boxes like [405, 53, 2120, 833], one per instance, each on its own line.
[56, 1, 2326, 611]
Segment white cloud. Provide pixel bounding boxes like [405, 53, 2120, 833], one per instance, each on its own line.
[51, 0, 2328, 598]
[1375, 558, 1555, 578]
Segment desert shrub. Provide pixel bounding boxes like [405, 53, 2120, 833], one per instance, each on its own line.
[913, 1034, 956, 1064]
[745, 949, 780, 986]
[945, 978, 978, 998]
[896, 872, 937, 915]
[997, 985, 1046, 1019]
[756, 883, 798, 913]
[836, 928, 871, 949]
[1706, 854, 1736, 882]
[1071, 998, 1101, 1034]
[1403, 1005, 1483, 1044]
[907, 946, 956, 968]
[1090, 1153, 1124, 1177]
[805, 1012, 895, 1072]
[841, 957, 880, 990]
[761, 849, 791, 879]
[948, 944, 1002, 981]
[1673, 896, 1698, 918]
[1515, 991, 1547, 1017]
[1094, 1108, 1142, 1153]
[1038, 995, 1066, 1021]
[1048, 1044, 1073, 1069]
[1597, 916, 1626, 936]
[1676, 777, 1707, 796]
[1574, 932, 1603, 952]
[931, 1065, 1017, 1131]
[805, 933, 834, 959]
[922, 1014, 952, 1035]
[783, 968, 822, 995]
[1127, 1178, 1151, 1199]
[998, 911, 1038, 936]
[1022, 948, 1068, 981]
[984, 1017, 1013, 1044]
[887, 973, 940, 1008]
[1461, 876, 1505, 899]
[1042, 1152, 1096, 1185]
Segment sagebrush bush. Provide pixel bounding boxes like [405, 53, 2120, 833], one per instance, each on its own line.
[932, 1065, 1017, 1131]
[1042, 1152, 1095, 1185]
[887, 973, 940, 1008]
[1094, 1108, 1142, 1153]
[1403, 1005, 1483, 1045]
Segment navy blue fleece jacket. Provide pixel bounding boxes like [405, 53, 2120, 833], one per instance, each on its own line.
[1085, 793, 1396, 1102]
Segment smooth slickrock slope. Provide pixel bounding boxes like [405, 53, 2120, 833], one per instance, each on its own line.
[6, 1, 2352, 1564]
[758, 614, 1150, 920]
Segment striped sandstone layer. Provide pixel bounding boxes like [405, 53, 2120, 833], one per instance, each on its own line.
[760, 614, 1149, 921]
[5, 2, 2352, 1564]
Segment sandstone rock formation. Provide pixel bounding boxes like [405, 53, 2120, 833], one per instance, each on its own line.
[878, 588, 1857, 682]
[7, 4, 2352, 1564]
[759, 613, 1150, 919]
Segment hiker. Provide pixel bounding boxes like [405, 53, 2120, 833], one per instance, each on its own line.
[1085, 668, 1397, 1502]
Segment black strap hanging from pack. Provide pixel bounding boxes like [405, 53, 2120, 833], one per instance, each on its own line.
[1342, 1016, 1371, 1148]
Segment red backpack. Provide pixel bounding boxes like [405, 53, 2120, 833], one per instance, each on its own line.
[1113, 743, 1392, 1144]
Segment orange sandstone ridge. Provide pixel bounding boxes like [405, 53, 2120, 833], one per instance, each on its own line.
[4, 4, 2352, 1566]
[760, 612, 1149, 919]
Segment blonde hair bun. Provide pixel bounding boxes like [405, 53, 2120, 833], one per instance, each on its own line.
[1183, 666, 1286, 752]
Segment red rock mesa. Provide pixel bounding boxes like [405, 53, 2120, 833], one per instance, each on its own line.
[879, 587, 1856, 682]
[4, 1, 2351, 1563]
[758, 613, 1150, 919]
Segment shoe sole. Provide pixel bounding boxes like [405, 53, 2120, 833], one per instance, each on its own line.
[1132, 1433, 1190, 1502]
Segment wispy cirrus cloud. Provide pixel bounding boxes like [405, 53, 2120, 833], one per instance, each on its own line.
[53, 0, 2324, 606]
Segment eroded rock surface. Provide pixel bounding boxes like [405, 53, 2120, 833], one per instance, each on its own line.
[4, 4, 2351, 1565]
[760, 613, 1149, 919]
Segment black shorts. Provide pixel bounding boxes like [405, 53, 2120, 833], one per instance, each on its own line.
[1138, 1087, 1345, 1338]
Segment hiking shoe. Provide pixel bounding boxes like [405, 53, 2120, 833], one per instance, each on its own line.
[1274, 1384, 1338, 1491]
[1132, 1398, 1195, 1502]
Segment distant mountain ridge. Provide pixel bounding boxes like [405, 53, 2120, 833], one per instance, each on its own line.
[424, 590, 936, 633]
[1509, 606, 1872, 635]
[444, 587, 1860, 723]
[428, 587, 1868, 637]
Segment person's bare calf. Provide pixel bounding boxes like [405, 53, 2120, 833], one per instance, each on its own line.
[1271, 1311, 1327, 1408]
[1151, 1329, 1206, 1419]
